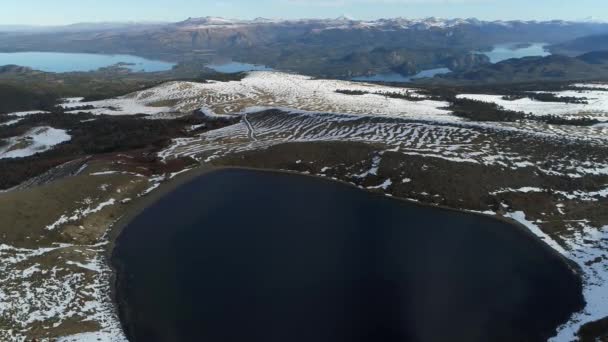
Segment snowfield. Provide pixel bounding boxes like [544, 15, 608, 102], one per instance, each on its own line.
[53, 74, 608, 144]
[60, 71, 453, 121]
[458, 85, 608, 121]
[573, 83, 608, 90]
[0, 126, 71, 159]
[161, 109, 608, 178]
[60, 97, 172, 116]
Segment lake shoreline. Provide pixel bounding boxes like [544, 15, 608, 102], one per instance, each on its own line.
[0, 51, 176, 73]
[105, 164, 585, 341]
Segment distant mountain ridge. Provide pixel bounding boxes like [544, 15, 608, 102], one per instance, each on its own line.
[0, 21, 167, 33]
[550, 34, 608, 56]
[428, 51, 608, 84]
[2, 16, 607, 33]
[2, 16, 608, 81]
[171, 16, 605, 31]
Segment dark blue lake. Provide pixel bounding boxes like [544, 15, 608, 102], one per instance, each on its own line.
[113, 169, 583, 342]
[352, 68, 451, 83]
[0, 52, 175, 73]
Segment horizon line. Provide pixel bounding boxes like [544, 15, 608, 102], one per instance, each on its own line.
[1, 16, 605, 28]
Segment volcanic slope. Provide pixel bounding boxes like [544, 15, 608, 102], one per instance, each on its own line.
[60, 71, 451, 119]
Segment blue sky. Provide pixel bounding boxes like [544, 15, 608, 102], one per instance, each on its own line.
[2, 0, 606, 25]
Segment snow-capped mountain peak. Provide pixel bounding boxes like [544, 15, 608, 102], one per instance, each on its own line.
[172, 16, 608, 32]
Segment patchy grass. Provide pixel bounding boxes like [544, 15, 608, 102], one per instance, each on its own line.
[0, 112, 237, 190]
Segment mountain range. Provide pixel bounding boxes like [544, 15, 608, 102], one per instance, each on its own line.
[1, 17, 608, 81]
[428, 51, 608, 84]
[2, 16, 605, 32]
[549, 34, 608, 55]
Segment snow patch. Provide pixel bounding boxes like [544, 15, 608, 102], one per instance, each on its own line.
[355, 155, 382, 178]
[46, 199, 116, 231]
[367, 179, 393, 190]
[4, 110, 49, 117]
[458, 90, 608, 121]
[71, 71, 451, 120]
[0, 126, 71, 159]
[0, 118, 24, 126]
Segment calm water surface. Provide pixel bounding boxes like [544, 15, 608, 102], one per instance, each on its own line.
[113, 169, 583, 342]
[206, 61, 273, 73]
[0, 51, 175, 72]
[480, 43, 551, 63]
[352, 68, 451, 83]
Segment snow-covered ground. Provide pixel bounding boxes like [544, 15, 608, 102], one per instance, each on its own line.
[458, 85, 608, 121]
[161, 109, 608, 178]
[0, 163, 154, 341]
[573, 83, 608, 90]
[4, 110, 50, 117]
[60, 71, 453, 121]
[60, 97, 171, 116]
[52, 75, 608, 144]
[0, 118, 24, 127]
[0, 243, 127, 342]
[0, 110, 50, 128]
[0, 126, 71, 159]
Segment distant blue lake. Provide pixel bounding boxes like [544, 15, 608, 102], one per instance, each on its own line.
[0, 52, 175, 73]
[206, 61, 273, 73]
[480, 43, 551, 63]
[352, 68, 452, 83]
